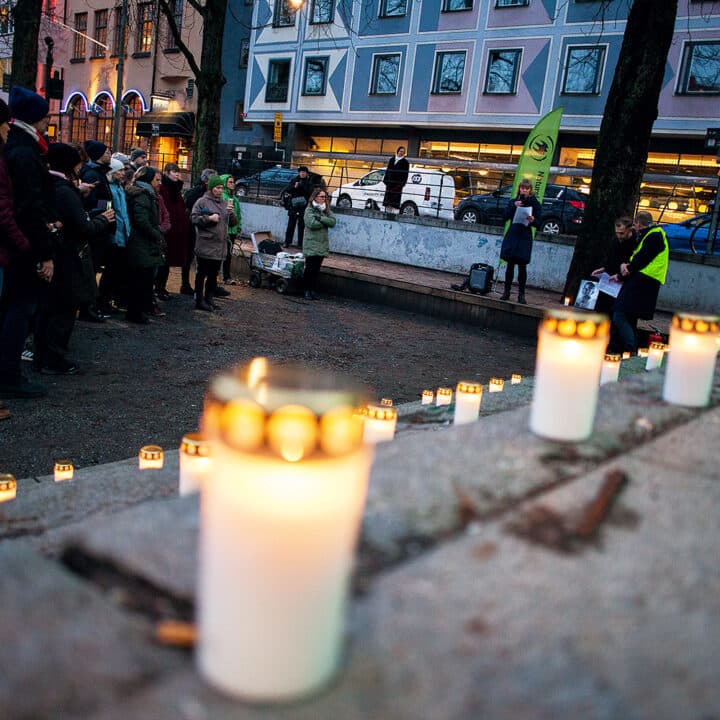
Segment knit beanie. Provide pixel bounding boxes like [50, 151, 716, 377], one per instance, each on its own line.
[8, 86, 50, 124]
[47, 143, 82, 176]
[207, 175, 224, 191]
[84, 140, 107, 161]
[112, 152, 130, 165]
[200, 168, 216, 183]
[0, 98, 10, 126]
[106, 157, 125, 179]
[130, 147, 147, 162]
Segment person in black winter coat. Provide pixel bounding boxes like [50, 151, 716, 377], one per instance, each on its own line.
[591, 216, 638, 316]
[382, 146, 409, 214]
[34, 143, 114, 373]
[282, 166, 324, 249]
[499, 179, 542, 304]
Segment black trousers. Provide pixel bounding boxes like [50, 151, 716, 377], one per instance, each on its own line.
[504, 261, 527, 293]
[34, 301, 76, 369]
[222, 239, 233, 281]
[285, 211, 305, 248]
[127, 266, 156, 320]
[303, 255, 324, 293]
[98, 245, 129, 306]
[154, 264, 170, 293]
[195, 257, 221, 301]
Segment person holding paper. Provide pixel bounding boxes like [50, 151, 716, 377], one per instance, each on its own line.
[499, 179, 541, 304]
[591, 216, 638, 316]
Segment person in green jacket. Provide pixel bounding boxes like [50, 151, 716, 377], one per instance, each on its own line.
[220, 174, 242, 285]
[302, 187, 335, 300]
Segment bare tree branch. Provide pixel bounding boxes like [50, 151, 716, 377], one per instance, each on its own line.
[157, 0, 202, 78]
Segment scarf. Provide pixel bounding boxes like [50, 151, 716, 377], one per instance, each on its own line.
[11, 118, 49, 154]
[313, 201, 326, 210]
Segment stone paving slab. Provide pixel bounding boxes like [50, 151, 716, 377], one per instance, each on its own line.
[87, 411, 720, 719]
[0, 542, 183, 720]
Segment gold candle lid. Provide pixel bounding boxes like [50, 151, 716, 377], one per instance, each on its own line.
[361, 405, 398, 421]
[139, 445, 163, 460]
[649, 341, 665, 351]
[541, 309, 610, 340]
[380, 398, 393, 407]
[489, 377, 504, 387]
[604, 353, 621, 362]
[422, 389, 434, 397]
[204, 359, 368, 461]
[180, 432, 211, 456]
[437, 387, 452, 396]
[54, 460, 73, 471]
[672, 313, 720, 334]
[456, 381, 482, 394]
[0, 473, 17, 492]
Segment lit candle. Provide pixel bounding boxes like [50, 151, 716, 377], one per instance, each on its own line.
[637, 347, 649, 358]
[488, 378, 504, 393]
[511, 374, 522, 385]
[380, 398, 393, 407]
[54, 460, 74, 482]
[529, 310, 609, 441]
[0, 474, 16, 503]
[663, 314, 720, 407]
[563, 296, 572, 307]
[600, 353, 621, 385]
[436, 387, 452, 406]
[197, 361, 374, 701]
[421, 389, 434, 405]
[453, 382, 482, 425]
[645, 341, 665, 372]
[361, 405, 397, 444]
[179, 433, 212, 495]
[138, 445, 164, 470]
[622, 351, 631, 360]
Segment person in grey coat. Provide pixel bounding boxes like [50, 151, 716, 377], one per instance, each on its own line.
[191, 175, 237, 311]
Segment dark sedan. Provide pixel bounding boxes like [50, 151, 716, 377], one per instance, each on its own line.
[454, 183, 587, 235]
[234, 166, 298, 201]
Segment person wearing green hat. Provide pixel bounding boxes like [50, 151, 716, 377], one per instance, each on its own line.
[190, 175, 237, 311]
[219, 174, 242, 285]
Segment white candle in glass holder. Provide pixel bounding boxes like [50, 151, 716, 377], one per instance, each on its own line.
[622, 351, 631, 360]
[361, 405, 397, 443]
[139, 445, 164, 470]
[197, 362, 374, 701]
[563, 296, 571, 307]
[663, 314, 720, 407]
[637, 347, 649, 358]
[600, 353, 621, 385]
[380, 398, 393, 407]
[436, 387, 452, 406]
[421, 389, 434, 405]
[54, 460, 74, 482]
[453, 382, 482, 425]
[645, 341, 665, 371]
[0, 474, 17, 503]
[511, 374, 522, 385]
[530, 310, 609, 441]
[179, 433, 212, 495]
[488, 378, 504, 393]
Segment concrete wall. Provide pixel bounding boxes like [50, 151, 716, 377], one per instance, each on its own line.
[240, 200, 720, 314]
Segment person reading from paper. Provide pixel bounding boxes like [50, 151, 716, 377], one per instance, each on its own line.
[499, 178, 541, 305]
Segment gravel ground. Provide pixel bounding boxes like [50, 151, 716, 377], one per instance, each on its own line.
[1, 270, 538, 480]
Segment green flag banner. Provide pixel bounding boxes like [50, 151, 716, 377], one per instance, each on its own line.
[502, 106, 564, 241]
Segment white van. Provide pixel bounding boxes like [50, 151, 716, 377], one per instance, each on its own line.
[331, 166, 456, 221]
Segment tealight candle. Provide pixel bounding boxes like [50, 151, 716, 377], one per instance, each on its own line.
[54, 460, 74, 482]
[600, 353, 621, 385]
[663, 314, 720, 407]
[139, 445, 164, 470]
[361, 405, 397, 443]
[436, 387, 452, 406]
[421, 389, 434, 405]
[488, 378, 504, 393]
[529, 310, 609, 441]
[637, 347, 649, 358]
[197, 361, 374, 701]
[179, 433, 212, 495]
[511, 374, 522, 385]
[380, 398, 393, 407]
[453, 382, 482, 425]
[0, 474, 17, 503]
[563, 296, 572, 307]
[645, 341, 665, 371]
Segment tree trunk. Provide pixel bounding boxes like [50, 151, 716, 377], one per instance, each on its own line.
[11, 0, 43, 91]
[563, 0, 678, 300]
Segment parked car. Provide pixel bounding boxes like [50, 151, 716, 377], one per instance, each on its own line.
[660, 213, 718, 254]
[234, 166, 299, 201]
[454, 183, 587, 235]
[331, 166, 456, 221]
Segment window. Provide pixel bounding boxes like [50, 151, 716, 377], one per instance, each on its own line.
[562, 45, 605, 94]
[113, 6, 128, 55]
[370, 53, 401, 94]
[73, 13, 87, 60]
[379, 0, 407, 17]
[92, 10, 108, 58]
[495, 0, 529, 6]
[273, 0, 295, 27]
[123, 93, 143, 151]
[239, 38, 250, 68]
[136, 3, 153, 54]
[234, 101, 247, 127]
[0, 3, 14, 35]
[432, 51, 465, 94]
[442, 0, 472, 11]
[678, 42, 720, 94]
[266, 59, 291, 102]
[311, 0, 334, 23]
[485, 49, 521, 94]
[165, 0, 183, 49]
[303, 57, 328, 95]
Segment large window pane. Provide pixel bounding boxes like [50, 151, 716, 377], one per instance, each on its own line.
[371, 54, 401, 94]
[679, 42, 720, 94]
[380, 0, 407, 17]
[273, 0, 295, 27]
[563, 46, 605, 94]
[485, 49, 521, 94]
[442, 0, 472, 11]
[433, 51, 465, 94]
[303, 57, 328, 95]
[311, 0, 333, 23]
[266, 59, 291, 102]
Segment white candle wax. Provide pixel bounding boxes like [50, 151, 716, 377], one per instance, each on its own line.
[530, 312, 609, 441]
[645, 342, 664, 372]
[488, 378, 504, 393]
[663, 315, 719, 407]
[0, 474, 17, 503]
[179, 433, 212, 495]
[600, 355, 621, 385]
[453, 383, 482, 425]
[362, 406, 397, 443]
[139, 445, 164, 470]
[511, 374, 522, 385]
[54, 461, 74, 483]
[436, 388, 452, 406]
[421, 390, 434, 405]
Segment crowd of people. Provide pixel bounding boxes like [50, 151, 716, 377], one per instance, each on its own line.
[0, 86, 242, 419]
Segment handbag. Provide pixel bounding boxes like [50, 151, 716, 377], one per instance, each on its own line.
[290, 196, 307, 211]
